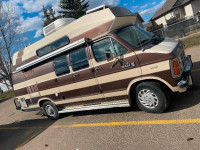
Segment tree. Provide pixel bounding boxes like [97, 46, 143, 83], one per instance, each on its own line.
[59, 0, 89, 19]
[0, 1, 24, 88]
[42, 5, 57, 27]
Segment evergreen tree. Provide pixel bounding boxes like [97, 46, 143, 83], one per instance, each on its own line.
[42, 5, 57, 27]
[59, 0, 89, 19]
[49, 5, 57, 22]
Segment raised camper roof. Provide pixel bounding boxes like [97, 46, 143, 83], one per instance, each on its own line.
[13, 6, 135, 73]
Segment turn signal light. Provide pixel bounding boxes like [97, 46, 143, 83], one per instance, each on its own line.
[173, 60, 179, 68]
[171, 59, 181, 77]
[174, 68, 180, 75]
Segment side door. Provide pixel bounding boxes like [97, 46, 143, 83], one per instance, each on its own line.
[90, 37, 141, 103]
[53, 54, 81, 105]
[69, 47, 105, 107]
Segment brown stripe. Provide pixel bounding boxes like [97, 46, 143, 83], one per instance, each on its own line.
[14, 87, 28, 97]
[13, 55, 38, 71]
[150, 70, 180, 87]
[13, 61, 54, 85]
[70, 21, 113, 43]
[17, 50, 24, 57]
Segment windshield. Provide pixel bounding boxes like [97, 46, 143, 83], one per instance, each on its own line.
[116, 26, 154, 48]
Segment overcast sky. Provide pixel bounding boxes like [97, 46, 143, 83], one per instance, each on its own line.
[2, 0, 166, 48]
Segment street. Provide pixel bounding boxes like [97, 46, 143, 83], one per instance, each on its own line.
[1, 46, 200, 150]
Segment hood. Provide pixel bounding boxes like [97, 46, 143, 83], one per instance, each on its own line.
[144, 38, 179, 54]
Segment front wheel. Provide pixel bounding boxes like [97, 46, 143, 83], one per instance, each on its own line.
[43, 101, 59, 120]
[135, 82, 169, 113]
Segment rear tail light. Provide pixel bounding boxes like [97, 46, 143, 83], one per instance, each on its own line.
[171, 59, 181, 78]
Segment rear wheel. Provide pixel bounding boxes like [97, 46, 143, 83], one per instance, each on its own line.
[43, 101, 59, 120]
[135, 82, 169, 113]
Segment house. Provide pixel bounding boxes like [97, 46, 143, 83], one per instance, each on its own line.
[149, 0, 200, 27]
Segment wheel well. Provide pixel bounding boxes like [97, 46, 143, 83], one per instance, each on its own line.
[39, 100, 51, 108]
[128, 79, 172, 106]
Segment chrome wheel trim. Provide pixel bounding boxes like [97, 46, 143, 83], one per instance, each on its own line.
[138, 89, 159, 109]
[45, 105, 56, 117]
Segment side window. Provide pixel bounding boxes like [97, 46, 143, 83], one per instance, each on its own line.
[37, 45, 51, 57]
[70, 48, 89, 71]
[51, 37, 69, 50]
[92, 38, 128, 62]
[53, 55, 70, 76]
[92, 38, 116, 62]
[111, 39, 128, 56]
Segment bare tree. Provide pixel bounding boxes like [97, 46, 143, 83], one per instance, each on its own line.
[0, 1, 24, 88]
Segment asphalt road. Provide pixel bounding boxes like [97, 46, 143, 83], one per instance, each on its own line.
[1, 46, 200, 150]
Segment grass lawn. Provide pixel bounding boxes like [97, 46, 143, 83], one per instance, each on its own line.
[181, 34, 200, 49]
[0, 90, 14, 100]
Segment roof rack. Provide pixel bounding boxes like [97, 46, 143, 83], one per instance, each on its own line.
[86, 5, 113, 15]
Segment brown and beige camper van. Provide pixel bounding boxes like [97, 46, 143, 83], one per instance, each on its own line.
[13, 5, 193, 119]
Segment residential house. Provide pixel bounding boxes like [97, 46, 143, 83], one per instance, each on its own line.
[147, 0, 200, 29]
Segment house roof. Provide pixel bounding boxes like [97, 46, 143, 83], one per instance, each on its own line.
[151, 0, 191, 21]
[134, 12, 145, 23]
[143, 22, 153, 29]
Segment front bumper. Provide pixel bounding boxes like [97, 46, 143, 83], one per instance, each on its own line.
[177, 55, 193, 93]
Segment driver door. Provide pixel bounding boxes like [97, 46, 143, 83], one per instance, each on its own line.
[90, 37, 141, 103]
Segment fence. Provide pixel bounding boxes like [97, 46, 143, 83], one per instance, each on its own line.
[151, 15, 200, 39]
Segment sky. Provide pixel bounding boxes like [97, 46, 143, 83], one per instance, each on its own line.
[2, 0, 167, 49]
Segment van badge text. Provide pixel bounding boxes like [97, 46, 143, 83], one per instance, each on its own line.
[122, 62, 135, 69]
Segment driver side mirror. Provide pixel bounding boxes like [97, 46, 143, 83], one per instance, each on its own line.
[104, 50, 113, 61]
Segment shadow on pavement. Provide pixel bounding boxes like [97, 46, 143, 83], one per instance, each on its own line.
[0, 118, 55, 149]
[166, 61, 200, 112]
[0, 97, 14, 104]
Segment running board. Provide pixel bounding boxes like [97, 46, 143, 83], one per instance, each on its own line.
[58, 103, 130, 114]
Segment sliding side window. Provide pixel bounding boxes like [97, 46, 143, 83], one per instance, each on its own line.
[70, 48, 89, 71]
[53, 55, 70, 76]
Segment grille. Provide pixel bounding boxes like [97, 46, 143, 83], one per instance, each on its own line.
[179, 51, 186, 73]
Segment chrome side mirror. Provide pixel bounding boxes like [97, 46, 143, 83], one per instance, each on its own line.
[104, 50, 113, 61]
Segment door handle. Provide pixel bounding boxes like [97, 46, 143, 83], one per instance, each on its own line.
[93, 67, 102, 72]
[73, 73, 79, 78]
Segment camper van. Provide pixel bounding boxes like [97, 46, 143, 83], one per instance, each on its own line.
[13, 5, 193, 120]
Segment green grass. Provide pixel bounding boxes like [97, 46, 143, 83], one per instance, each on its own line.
[0, 90, 14, 100]
[181, 34, 200, 49]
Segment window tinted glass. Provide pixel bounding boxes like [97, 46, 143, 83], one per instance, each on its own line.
[52, 37, 69, 50]
[116, 26, 153, 48]
[70, 48, 89, 71]
[92, 38, 116, 62]
[92, 38, 128, 62]
[111, 39, 128, 56]
[37, 45, 51, 57]
[54, 55, 70, 76]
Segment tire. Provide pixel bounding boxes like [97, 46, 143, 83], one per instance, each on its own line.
[43, 101, 59, 120]
[135, 82, 169, 113]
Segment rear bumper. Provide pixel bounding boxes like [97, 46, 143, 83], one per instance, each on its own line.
[177, 55, 193, 93]
[14, 98, 39, 111]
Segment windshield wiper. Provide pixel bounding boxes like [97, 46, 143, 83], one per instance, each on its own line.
[137, 39, 151, 46]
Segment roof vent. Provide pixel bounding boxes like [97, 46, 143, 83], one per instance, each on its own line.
[43, 18, 76, 36]
[86, 5, 113, 15]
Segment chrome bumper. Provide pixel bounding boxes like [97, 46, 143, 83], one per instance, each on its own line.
[178, 55, 193, 93]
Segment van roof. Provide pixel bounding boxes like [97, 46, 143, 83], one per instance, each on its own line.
[13, 6, 135, 72]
